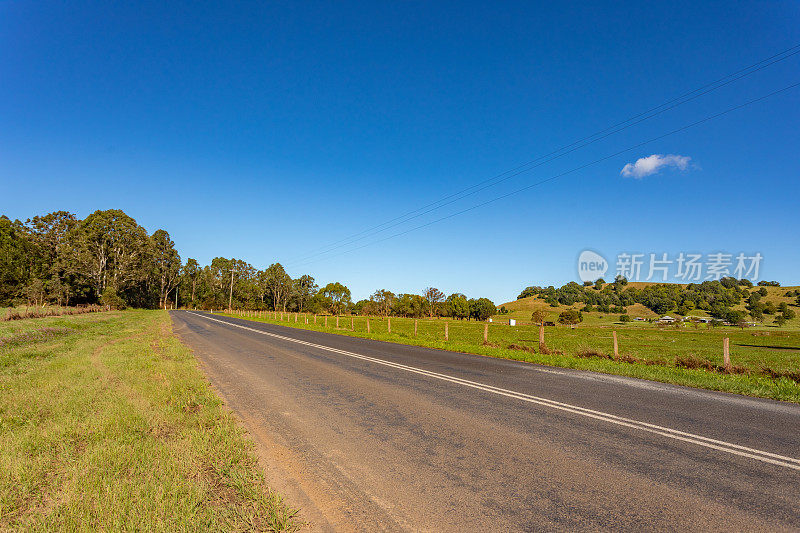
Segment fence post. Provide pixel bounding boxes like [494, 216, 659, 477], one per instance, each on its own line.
[367, 318, 371, 333]
[539, 321, 545, 351]
[388, 317, 391, 333]
[314, 315, 317, 324]
[723, 337, 731, 371]
[336, 316, 339, 328]
[484, 322, 489, 343]
[613, 330, 619, 359]
[351, 316, 354, 331]
[295, 313, 298, 323]
[414, 319, 418, 337]
[325, 316, 328, 328]
[445, 322, 449, 341]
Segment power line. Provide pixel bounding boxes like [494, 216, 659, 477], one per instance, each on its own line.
[284, 43, 800, 267]
[287, 81, 800, 269]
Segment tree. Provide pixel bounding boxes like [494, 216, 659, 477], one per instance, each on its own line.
[265, 263, 292, 311]
[423, 287, 445, 317]
[446, 293, 470, 320]
[66, 209, 150, 304]
[725, 309, 746, 325]
[27, 211, 78, 302]
[151, 230, 181, 309]
[774, 315, 787, 327]
[23, 278, 47, 306]
[0, 216, 36, 304]
[371, 289, 396, 316]
[782, 308, 796, 320]
[469, 298, 495, 321]
[294, 275, 318, 312]
[183, 258, 200, 305]
[320, 282, 351, 315]
[531, 310, 546, 324]
[619, 314, 631, 322]
[101, 287, 126, 310]
[517, 286, 537, 299]
[558, 309, 583, 325]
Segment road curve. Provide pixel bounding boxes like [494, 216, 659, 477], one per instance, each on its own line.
[170, 310, 800, 532]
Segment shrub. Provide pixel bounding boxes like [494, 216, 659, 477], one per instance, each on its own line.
[101, 288, 127, 310]
[558, 309, 583, 325]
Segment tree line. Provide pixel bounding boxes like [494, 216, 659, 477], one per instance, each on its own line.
[1, 209, 496, 318]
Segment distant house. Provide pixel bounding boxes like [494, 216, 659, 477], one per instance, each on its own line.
[686, 316, 715, 324]
[658, 315, 676, 323]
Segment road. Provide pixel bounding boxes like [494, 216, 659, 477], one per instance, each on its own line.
[171, 310, 800, 532]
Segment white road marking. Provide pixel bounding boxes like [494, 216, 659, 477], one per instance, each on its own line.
[187, 311, 800, 472]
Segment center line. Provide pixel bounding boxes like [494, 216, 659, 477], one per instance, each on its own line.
[187, 311, 800, 472]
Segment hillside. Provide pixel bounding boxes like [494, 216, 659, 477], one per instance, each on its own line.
[496, 282, 800, 328]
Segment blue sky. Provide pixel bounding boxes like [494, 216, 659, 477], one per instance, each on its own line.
[2, 1, 799, 302]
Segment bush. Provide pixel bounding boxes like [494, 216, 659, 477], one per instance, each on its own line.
[101, 287, 127, 310]
[619, 314, 631, 322]
[725, 309, 746, 324]
[558, 309, 583, 325]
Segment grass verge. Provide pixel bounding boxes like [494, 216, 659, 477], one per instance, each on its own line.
[220, 312, 800, 403]
[0, 310, 300, 531]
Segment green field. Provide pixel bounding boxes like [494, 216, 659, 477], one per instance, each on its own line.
[223, 310, 800, 403]
[0, 310, 299, 531]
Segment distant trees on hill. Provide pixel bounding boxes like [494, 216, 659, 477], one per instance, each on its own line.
[516, 275, 796, 322]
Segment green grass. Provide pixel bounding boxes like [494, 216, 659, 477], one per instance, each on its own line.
[223, 311, 800, 403]
[0, 310, 299, 531]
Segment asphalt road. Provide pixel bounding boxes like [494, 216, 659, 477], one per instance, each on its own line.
[171, 310, 800, 532]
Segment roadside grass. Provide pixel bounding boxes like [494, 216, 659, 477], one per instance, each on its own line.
[0, 310, 299, 531]
[0, 305, 106, 321]
[220, 311, 800, 403]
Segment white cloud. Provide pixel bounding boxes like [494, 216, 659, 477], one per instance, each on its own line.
[620, 154, 691, 179]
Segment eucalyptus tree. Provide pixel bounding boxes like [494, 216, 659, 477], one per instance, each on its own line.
[370, 289, 396, 316]
[265, 263, 292, 311]
[319, 282, 351, 315]
[183, 258, 200, 306]
[293, 274, 318, 312]
[66, 209, 150, 300]
[424, 287, 445, 317]
[151, 229, 181, 308]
